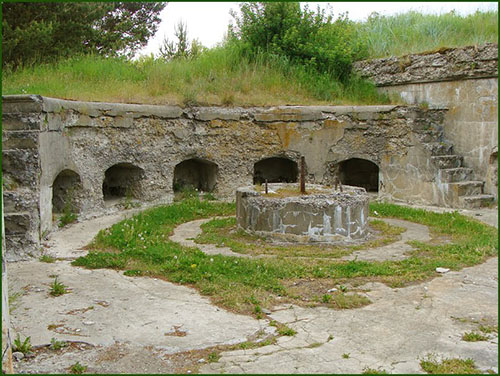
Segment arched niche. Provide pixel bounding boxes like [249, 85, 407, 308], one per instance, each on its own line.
[253, 157, 298, 184]
[102, 163, 145, 200]
[339, 158, 379, 192]
[52, 169, 83, 213]
[173, 158, 218, 192]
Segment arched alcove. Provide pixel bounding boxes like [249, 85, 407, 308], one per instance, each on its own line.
[52, 169, 83, 213]
[102, 163, 145, 200]
[173, 158, 218, 192]
[339, 158, 379, 192]
[253, 157, 298, 184]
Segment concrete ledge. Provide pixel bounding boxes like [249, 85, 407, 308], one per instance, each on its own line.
[354, 43, 498, 87]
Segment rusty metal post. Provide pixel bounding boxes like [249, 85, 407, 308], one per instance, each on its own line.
[300, 156, 306, 194]
[265, 179, 268, 194]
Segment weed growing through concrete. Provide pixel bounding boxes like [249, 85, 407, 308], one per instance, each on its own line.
[13, 334, 32, 355]
[479, 324, 498, 334]
[420, 354, 478, 374]
[342, 353, 350, 359]
[73, 199, 497, 316]
[362, 367, 387, 374]
[69, 362, 87, 374]
[461, 331, 489, 342]
[207, 351, 220, 363]
[269, 320, 297, 336]
[50, 337, 67, 350]
[49, 277, 68, 297]
[39, 254, 56, 263]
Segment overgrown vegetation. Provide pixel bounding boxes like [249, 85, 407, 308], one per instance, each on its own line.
[2, 49, 387, 106]
[3, 3, 496, 106]
[420, 354, 479, 374]
[72, 199, 497, 316]
[357, 10, 498, 58]
[2, 2, 165, 68]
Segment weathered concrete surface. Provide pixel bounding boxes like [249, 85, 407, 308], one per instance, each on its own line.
[341, 218, 430, 261]
[354, 43, 498, 200]
[170, 217, 249, 258]
[172, 217, 431, 263]
[354, 43, 498, 86]
[5, 94, 458, 260]
[236, 184, 370, 242]
[202, 257, 498, 374]
[7, 205, 498, 374]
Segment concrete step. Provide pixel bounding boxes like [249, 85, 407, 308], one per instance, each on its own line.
[424, 142, 453, 156]
[450, 181, 484, 197]
[459, 194, 495, 209]
[439, 167, 474, 183]
[431, 155, 463, 169]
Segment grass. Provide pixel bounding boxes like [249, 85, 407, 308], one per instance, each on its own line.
[356, 10, 498, 58]
[194, 217, 405, 258]
[269, 320, 297, 336]
[49, 277, 68, 297]
[40, 254, 56, 263]
[72, 199, 497, 316]
[420, 354, 479, 374]
[3, 48, 390, 106]
[461, 331, 489, 342]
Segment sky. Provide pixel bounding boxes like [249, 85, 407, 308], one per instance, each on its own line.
[138, 2, 498, 58]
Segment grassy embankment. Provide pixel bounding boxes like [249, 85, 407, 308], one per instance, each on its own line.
[72, 199, 497, 316]
[356, 10, 498, 58]
[3, 10, 496, 106]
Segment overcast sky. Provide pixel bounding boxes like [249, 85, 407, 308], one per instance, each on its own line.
[138, 2, 498, 57]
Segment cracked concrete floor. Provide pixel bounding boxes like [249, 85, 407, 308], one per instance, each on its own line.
[6, 205, 498, 374]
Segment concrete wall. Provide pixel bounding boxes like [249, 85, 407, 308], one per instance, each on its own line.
[3, 96, 453, 260]
[354, 43, 498, 198]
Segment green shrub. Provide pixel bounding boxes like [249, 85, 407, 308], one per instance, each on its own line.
[229, 2, 367, 81]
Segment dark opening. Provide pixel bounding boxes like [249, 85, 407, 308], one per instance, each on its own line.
[103, 163, 144, 200]
[339, 158, 379, 192]
[52, 169, 82, 213]
[173, 158, 218, 192]
[253, 157, 298, 184]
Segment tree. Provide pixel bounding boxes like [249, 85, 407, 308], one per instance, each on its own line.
[158, 21, 205, 61]
[228, 2, 367, 81]
[2, 2, 166, 68]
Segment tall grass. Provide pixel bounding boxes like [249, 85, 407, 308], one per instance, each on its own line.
[2, 45, 389, 106]
[357, 10, 498, 58]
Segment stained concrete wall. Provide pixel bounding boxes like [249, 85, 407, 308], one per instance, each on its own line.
[354, 43, 498, 199]
[3, 95, 452, 260]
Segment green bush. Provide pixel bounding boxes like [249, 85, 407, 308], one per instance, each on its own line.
[228, 2, 367, 81]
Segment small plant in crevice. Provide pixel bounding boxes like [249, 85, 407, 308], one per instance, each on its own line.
[49, 277, 68, 296]
[362, 367, 388, 374]
[461, 331, 489, 342]
[50, 337, 67, 350]
[40, 254, 56, 263]
[207, 351, 220, 363]
[13, 334, 32, 355]
[419, 353, 478, 374]
[69, 362, 87, 374]
[269, 320, 297, 336]
[342, 353, 350, 359]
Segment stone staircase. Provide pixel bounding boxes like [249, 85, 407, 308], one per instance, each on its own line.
[419, 129, 495, 208]
[429, 141, 495, 209]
